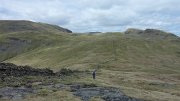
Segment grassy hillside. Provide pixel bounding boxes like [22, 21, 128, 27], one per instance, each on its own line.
[5, 32, 180, 71]
[0, 20, 72, 61]
[0, 21, 180, 101]
[0, 20, 72, 34]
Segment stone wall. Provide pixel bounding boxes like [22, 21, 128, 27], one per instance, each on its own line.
[0, 63, 55, 77]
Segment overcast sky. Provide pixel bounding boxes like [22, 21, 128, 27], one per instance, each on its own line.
[0, 0, 180, 36]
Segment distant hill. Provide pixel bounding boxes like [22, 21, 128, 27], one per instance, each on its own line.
[124, 28, 178, 40]
[0, 20, 72, 34]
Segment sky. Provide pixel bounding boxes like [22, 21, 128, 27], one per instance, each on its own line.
[0, 0, 180, 36]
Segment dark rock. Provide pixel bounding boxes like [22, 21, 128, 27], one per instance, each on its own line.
[82, 83, 97, 88]
[0, 83, 143, 101]
[70, 84, 143, 101]
[55, 68, 75, 76]
[0, 63, 55, 77]
[0, 87, 34, 100]
[0, 63, 80, 78]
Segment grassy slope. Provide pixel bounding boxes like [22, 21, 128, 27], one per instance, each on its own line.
[1, 32, 179, 101]
[0, 23, 180, 101]
[5, 32, 180, 71]
[0, 20, 72, 62]
[0, 20, 72, 34]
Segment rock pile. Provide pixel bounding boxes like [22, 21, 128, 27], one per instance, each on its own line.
[0, 63, 54, 77]
[55, 68, 74, 76]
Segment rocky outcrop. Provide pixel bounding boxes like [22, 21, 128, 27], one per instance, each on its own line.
[70, 84, 143, 101]
[0, 87, 34, 100]
[124, 28, 143, 35]
[0, 63, 143, 101]
[0, 63, 81, 77]
[0, 83, 143, 101]
[0, 37, 31, 57]
[0, 63, 54, 77]
[124, 28, 178, 39]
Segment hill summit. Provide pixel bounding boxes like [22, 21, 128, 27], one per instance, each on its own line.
[124, 28, 178, 39]
[0, 20, 72, 33]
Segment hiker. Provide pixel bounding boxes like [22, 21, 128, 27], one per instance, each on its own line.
[92, 69, 96, 79]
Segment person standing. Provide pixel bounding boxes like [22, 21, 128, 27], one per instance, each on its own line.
[92, 69, 96, 79]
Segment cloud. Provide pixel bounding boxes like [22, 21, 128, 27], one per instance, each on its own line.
[0, 0, 180, 36]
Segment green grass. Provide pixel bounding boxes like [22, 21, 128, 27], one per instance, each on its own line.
[3, 32, 179, 71]
[0, 26, 180, 101]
